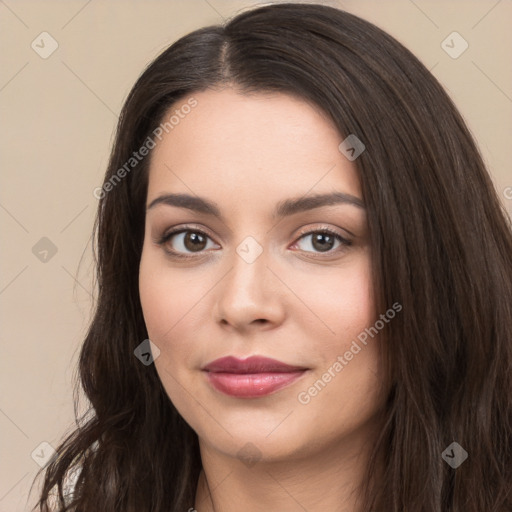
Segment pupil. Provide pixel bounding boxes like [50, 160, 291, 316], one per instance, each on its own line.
[185, 232, 206, 251]
[313, 233, 333, 252]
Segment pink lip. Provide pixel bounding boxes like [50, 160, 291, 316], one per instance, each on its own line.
[202, 356, 308, 398]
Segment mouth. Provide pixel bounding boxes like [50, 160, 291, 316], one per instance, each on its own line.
[202, 356, 309, 398]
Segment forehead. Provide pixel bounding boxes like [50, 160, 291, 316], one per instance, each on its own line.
[147, 88, 362, 207]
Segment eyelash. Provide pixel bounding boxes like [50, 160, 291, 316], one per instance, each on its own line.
[155, 224, 353, 260]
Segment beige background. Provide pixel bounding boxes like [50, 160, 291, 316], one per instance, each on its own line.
[0, 0, 510, 510]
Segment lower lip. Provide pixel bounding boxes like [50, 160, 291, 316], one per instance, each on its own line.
[204, 371, 307, 397]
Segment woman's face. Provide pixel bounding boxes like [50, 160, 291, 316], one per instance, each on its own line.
[139, 88, 385, 464]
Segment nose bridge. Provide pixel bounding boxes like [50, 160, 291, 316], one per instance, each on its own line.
[225, 235, 270, 302]
[214, 234, 284, 327]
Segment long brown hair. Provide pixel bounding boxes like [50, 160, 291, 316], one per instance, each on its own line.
[33, 3, 512, 511]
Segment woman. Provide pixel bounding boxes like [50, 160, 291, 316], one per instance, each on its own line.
[34, 3, 512, 511]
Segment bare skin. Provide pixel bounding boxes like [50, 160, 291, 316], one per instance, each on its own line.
[139, 88, 386, 511]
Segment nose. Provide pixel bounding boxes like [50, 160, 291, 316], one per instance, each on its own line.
[213, 243, 286, 333]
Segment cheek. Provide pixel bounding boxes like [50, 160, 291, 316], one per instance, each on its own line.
[139, 248, 198, 340]
[139, 281, 178, 339]
[290, 254, 375, 356]
[138, 256, 202, 413]
[328, 267, 373, 331]
[291, 254, 382, 408]
[139, 259, 170, 341]
[138, 248, 215, 375]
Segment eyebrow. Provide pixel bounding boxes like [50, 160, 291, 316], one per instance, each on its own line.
[146, 191, 365, 221]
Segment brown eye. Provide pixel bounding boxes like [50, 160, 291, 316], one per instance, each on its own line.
[181, 231, 208, 252]
[158, 228, 218, 257]
[311, 232, 337, 252]
[293, 228, 352, 256]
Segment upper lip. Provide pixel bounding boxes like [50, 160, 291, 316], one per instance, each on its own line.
[202, 356, 308, 374]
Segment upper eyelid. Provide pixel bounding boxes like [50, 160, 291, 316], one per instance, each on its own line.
[160, 224, 217, 242]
